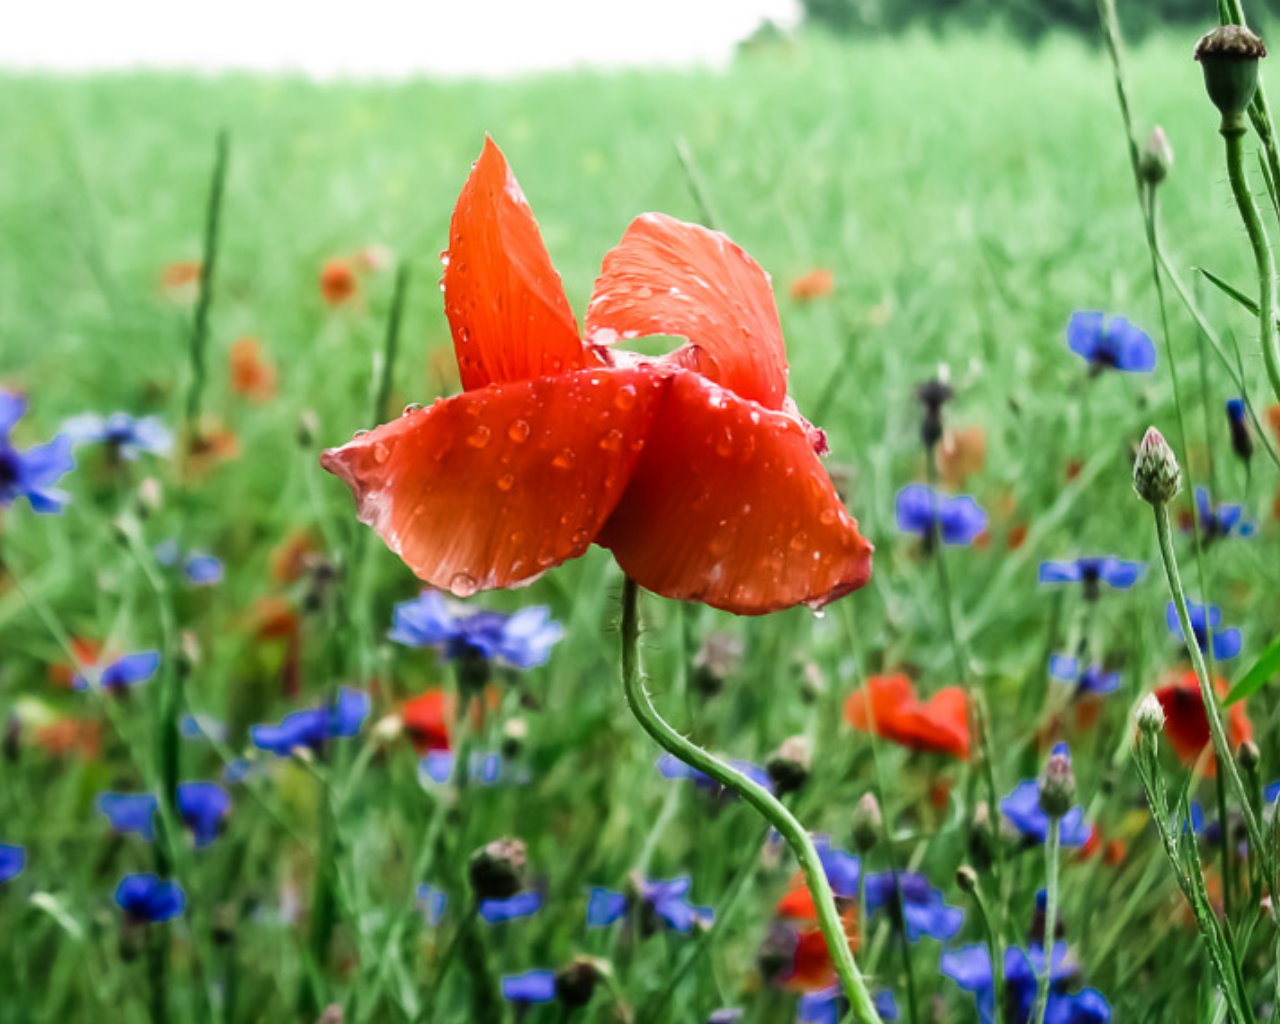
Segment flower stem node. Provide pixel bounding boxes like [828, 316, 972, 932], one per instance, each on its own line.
[851, 792, 883, 854]
[1038, 743, 1076, 820]
[1139, 126, 1174, 185]
[1194, 25, 1267, 129]
[1135, 692, 1166, 737]
[468, 837, 528, 903]
[766, 735, 812, 797]
[1133, 427, 1182, 506]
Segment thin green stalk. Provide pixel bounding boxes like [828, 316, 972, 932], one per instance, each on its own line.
[619, 577, 882, 1024]
[372, 263, 410, 426]
[185, 130, 229, 439]
[1031, 820, 1061, 1024]
[673, 136, 722, 231]
[965, 879, 1005, 1024]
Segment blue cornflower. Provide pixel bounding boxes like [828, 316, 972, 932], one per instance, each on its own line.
[1166, 601, 1242, 661]
[1192, 487, 1255, 542]
[115, 873, 185, 922]
[180, 714, 228, 743]
[0, 843, 26, 883]
[1048, 655, 1121, 697]
[707, 1011, 745, 1024]
[177, 782, 231, 848]
[250, 688, 370, 755]
[416, 884, 447, 927]
[97, 793, 158, 840]
[1066, 311, 1156, 374]
[586, 876, 712, 933]
[797, 987, 899, 1024]
[479, 889, 543, 924]
[895, 484, 987, 546]
[814, 837, 861, 898]
[0, 391, 74, 513]
[62, 412, 172, 460]
[1000, 779, 1091, 847]
[420, 750, 520, 786]
[1266, 780, 1280, 804]
[1038, 557, 1144, 599]
[1225, 398, 1253, 462]
[155, 540, 223, 586]
[657, 753, 774, 795]
[389, 590, 562, 669]
[1226, 397, 1247, 426]
[501, 970, 557, 1005]
[73, 650, 160, 691]
[863, 871, 964, 941]
[942, 942, 1111, 1024]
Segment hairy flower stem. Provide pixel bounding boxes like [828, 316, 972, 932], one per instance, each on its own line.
[1152, 504, 1269, 876]
[1031, 820, 1061, 1024]
[619, 578, 882, 1024]
[1222, 119, 1280, 406]
[965, 881, 1006, 1024]
[184, 130, 229, 443]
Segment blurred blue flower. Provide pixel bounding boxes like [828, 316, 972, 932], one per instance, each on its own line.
[115, 873, 185, 922]
[0, 843, 26, 883]
[814, 837, 861, 898]
[0, 392, 74, 513]
[1000, 780, 1090, 847]
[416, 884, 447, 927]
[1265, 780, 1280, 804]
[1226, 397, 1247, 425]
[797, 987, 898, 1024]
[177, 782, 231, 848]
[250, 688, 370, 755]
[389, 590, 562, 669]
[586, 876, 712, 933]
[180, 713, 229, 743]
[1166, 601, 1242, 661]
[155, 540, 223, 587]
[864, 871, 963, 941]
[1048, 655, 1121, 697]
[501, 969, 556, 1005]
[73, 650, 160, 692]
[942, 942, 1109, 1024]
[1038, 557, 1144, 597]
[479, 889, 543, 923]
[62, 412, 172, 460]
[1192, 487, 1255, 542]
[420, 750, 510, 786]
[657, 753, 773, 795]
[97, 793, 158, 840]
[895, 484, 986, 545]
[706, 1010, 744, 1024]
[1066, 311, 1156, 373]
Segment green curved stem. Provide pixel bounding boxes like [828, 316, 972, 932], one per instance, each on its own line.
[1222, 121, 1280, 407]
[1031, 820, 1061, 1024]
[619, 578, 882, 1024]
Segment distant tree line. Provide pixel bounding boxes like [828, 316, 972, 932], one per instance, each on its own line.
[798, 0, 1274, 39]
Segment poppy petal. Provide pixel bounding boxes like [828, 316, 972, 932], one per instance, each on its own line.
[586, 213, 789, 410]
[444, 138, 600, 390]
[596, 370, 871, 614]
[321, 367, 666, 594]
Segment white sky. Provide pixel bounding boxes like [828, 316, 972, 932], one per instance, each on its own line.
[3, 0, 800, 78]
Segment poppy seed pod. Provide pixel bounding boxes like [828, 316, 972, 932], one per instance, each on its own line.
[1194, 25, 1267, 129]
[468, 837, 527, 902]
[1133, 427, 1182, 506]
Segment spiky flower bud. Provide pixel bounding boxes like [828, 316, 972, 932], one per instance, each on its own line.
[1039, 743, 1076, 820]
[1239, 739, 1261, 772]
[766, 736, 811, 796]
[1139, 126, 1174, 185]
[916, 376, 955, 451]
[468, 837, 527, 902]
[851, 792, 883, 853]
[1194, 25, 1267, 128]
[501, 717, 528, 759]
[1135, 692, 1166, 736]
[555, 956, 607, 1008]
[955, 864, 979, 894]
[1133, 427, 1182, 506]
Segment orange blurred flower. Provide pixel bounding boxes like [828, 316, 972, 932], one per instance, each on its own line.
[401, 688, 453, 754]
[184, 420, 240, 477]
[230, 337, 277, 402]
[788, 268, 834, 302]
[160, 260, 201, 303]
[252, 597, 302, 698]
[35, 718, 102, 759]
[845, 674, 969, 759]
[936, 425, 986, 489]
[49, 637, 103, 688]
[1153, 671, 1252, 776]
[269, 530, 319, 584]
[320, 259, 359, 306]
[1266, 404, 1280, 443]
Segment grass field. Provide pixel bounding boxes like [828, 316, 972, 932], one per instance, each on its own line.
[1, 22, 1279, 1024]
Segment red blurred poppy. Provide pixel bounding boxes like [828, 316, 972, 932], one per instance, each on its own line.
[321, 139, 872, 615]
[251, 598, 302, 699]
[230, 337, 277, 402]
[160, 260, 201, 303]
[269, 530, 319, 584]
[35, 718, 102, 759]
[320, 259, 358, 306]
[184, 419, 240, 477]
[49, 637, 103, 688]
[775, 877, 858, 992]
[1008, 522, 1029, 550]
[788, 268, 834, 302]
[401, 688, 452, 754]
[1153, 671, 1252, 776]
[936, 424, 986, 489]
[1267, 404, 1280, 443]
[844, 674, 969, 759]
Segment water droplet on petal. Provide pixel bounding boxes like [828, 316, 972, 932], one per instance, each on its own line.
[373, 443, 389, 464]
[496, 473, 515, 491]
[403, 403, 423, 416]
[819, 508, 838, 526]
[467, 425, 492, 448]
[790, 531, 809, 552]
[599, 429, 624, 452]
[449, 573, 478, 598]
[552, 448, 576, 469]
[353, 429, 369, 438]
[508, 420, 531, 443]
[614, 384, 637, 411]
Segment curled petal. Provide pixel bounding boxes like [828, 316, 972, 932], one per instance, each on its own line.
[322, 367, 667, 595]
[597, 371, 870, 614]
[587, 213, 789, 410]
[444, 137, 600, 389]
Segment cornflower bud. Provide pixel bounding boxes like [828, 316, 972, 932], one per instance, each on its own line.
[955, 864, 979, 894]
[1133, 427, 1182, 506]
[555, 956, 606, 1008]
[1135, 692, 1166, 736]
[1139, 126, 1175, 185]
[1039, 743, 1076, 820]
[916, 377, 955, 451]
[468, 837, 527, 902]
[1194, 25, 1267, 129]
[1226, 398, 1253, 463]
[851, 792, 883, 853]
[766, 736, 811, 796]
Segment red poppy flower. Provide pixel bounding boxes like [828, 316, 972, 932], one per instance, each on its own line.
[788, 268, 834, 302]
[321, 139, 872, 615]
[49, 637, 104, 688]
[35, 718, 102, 759]
[774, 877, 858, 991]
[320, 259, 359, 307]
[844, 674, 969, 759]
[230, 336, 277, 402]
[160, 260, 201, 303]
[1153, 671, 1252, 775]
[401, 688, 452, 754]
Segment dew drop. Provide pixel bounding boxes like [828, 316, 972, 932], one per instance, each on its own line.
[467, 425, 492, 448]
[636, 285, 653, 299]
[449, 573, 478, 598]
[812, 608, 826, 620]
[789, 531, 809, 552]
[402, 403, 423, 416]
[570, 529, 590, 546]
[598, 428, 624, 452]
[353, 429, 369, 438]
[819, 508, 838, 525]
[496, 473, 515, 491]
[508, 419, 531, 443]
[373, 442, 389, 464]
[552, 448, 576, 469]
[614, 384, 637, 411]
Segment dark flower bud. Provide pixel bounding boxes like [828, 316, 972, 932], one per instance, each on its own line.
[297, 410, 321, 448]
[1226, 398, 1253, 463]
[851, 792, 882, 853]
[555, 956, 606, 1007]
[916, 377, 954, 451]
[955, 864, 979, 894]
[1133, 427, 1181, 506]
[1039, 744, 1076, 820]
[501, 718, 528, 759]
[3, 716, 20, 763]
[1239, 739, 1261, 772]
[468, 837, 527, 902]
[968, 802, 995, 871]
[757, 920, 799, 984]
[766, 736, 811, 796]
[1194, 25, 1267, 128]
[1139, 126, 1174, 185]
